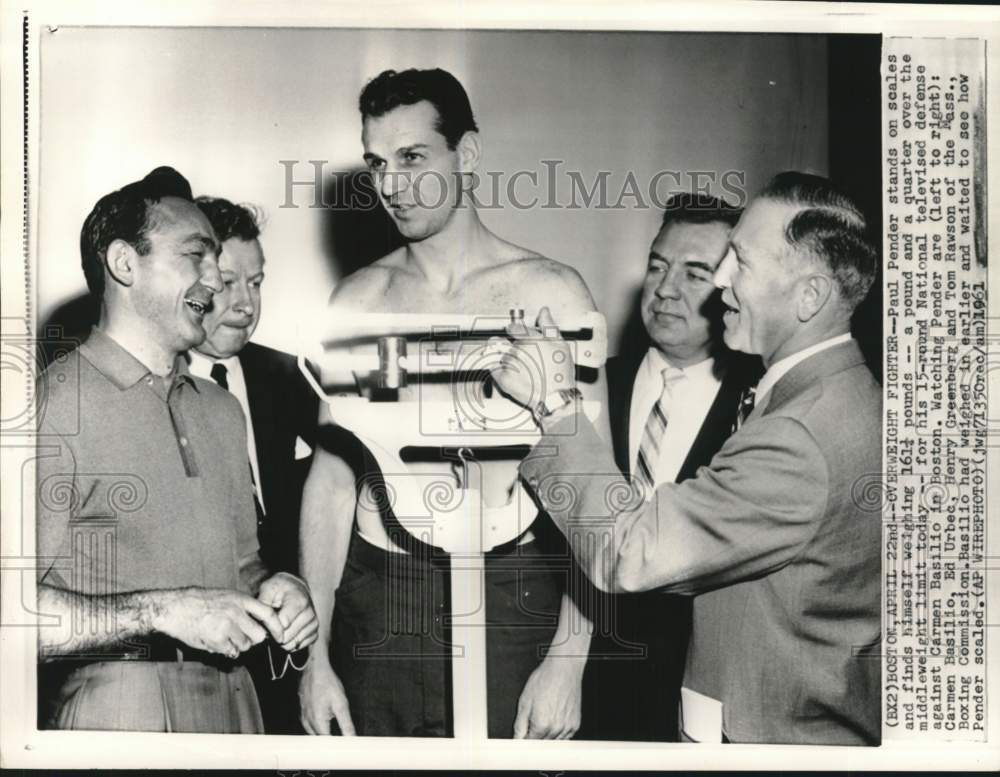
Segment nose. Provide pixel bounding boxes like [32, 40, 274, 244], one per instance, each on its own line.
[655, 266, 682, 299]
[231, 282, 256, 316]
[378, 167, 409, 200]
[200, 253, 224, 294]
[714, 248, 736, 290]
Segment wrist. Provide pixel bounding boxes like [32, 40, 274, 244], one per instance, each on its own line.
[532, 387, 583, 428]
[145, 588, 181, 635]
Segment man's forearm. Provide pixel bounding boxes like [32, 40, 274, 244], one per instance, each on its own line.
[545, 591, 593, 664]
[37, 583, 159, 659]
[300, 451, 358, 665]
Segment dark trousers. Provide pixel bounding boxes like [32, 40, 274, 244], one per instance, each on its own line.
[579, 590, 692, 741]
[244, 641, 306, 734]
[331, 531, 564, 738]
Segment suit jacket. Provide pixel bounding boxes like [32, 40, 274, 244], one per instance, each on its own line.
[583, 350, 753, 741]
[239, 341, 319, 575]
[523, 340, 881, 744]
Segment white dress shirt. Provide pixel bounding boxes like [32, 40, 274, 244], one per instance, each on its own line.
[754, 332, 853, 413]
[628, 348, 723, 488]
[188, 350, 266, 513]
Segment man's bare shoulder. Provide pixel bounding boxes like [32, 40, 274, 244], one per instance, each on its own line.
[327, 250, 408, 310]
[496, 251, 597, 314]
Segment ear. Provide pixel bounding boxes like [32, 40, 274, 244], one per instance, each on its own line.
[456, 130, 482, 173]
[105, 239, 137, 288]
[797, 272, 835, 321]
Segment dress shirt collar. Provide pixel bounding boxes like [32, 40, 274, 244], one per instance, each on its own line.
[81, 327, 196, 393]
[755, 332, 853, 406]
[644, 347, 718, 383]
[187, 349, 242, 382]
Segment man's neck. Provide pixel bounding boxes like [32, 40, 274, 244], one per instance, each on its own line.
[99, 309, 177, 377]
[764, 322, 851, 370]
[403, 206, 496, 292]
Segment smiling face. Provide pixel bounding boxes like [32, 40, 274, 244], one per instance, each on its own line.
[128, 197, 222, 355]
[195, 237, 265, 359]
[713, 197, 803, 365]
[640, 219, 731, 366]
[361, 100, 470, 242]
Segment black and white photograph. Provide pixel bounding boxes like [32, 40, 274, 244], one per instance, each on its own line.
[0, 0, 996, 771]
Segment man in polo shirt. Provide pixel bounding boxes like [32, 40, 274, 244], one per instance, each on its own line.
[36, 166, 318, 733]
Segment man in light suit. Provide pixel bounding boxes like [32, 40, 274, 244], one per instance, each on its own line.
[188, 196, 320, 733]
[492, 172, 881, 745]
[582, 193, 759, 742]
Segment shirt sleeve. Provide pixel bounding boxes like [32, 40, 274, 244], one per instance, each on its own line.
[520, 412, 829, 595]
[35, 416, 79, 588]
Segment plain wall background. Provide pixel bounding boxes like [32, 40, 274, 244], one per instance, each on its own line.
[37, 27, 829, 355]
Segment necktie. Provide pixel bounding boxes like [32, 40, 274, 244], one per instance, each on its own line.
[733, 385, 757, 433]
[635, 366, 685, 496]
[210, 362, 229, 391]
[210, 361, 264, 526]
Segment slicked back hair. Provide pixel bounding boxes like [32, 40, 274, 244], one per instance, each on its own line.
[659, 192, 742, 233]
[80, 166, 195, 299]
[359, 68, 478, 150]
[195, 196, 262, 243]
[760, 171, 877, 309]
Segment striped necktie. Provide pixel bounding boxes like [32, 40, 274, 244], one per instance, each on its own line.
[635, 366, 685, 497]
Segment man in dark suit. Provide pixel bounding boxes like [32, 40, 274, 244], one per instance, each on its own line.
[187, 196, 319, 734]
[493, 172, 881, 745]
[583, 194, 757, 742]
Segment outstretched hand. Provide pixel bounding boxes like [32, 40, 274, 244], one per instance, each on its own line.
[489, 306, 574, 410]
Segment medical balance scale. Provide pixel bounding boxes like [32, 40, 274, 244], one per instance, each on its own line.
[300, 309, 607, 739]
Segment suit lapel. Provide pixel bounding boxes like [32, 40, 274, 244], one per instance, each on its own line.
[676, 368, 744, 482]
[760, 341, 867, 418]
[239, 344, 277, 499]
[607, 353, 643, 476]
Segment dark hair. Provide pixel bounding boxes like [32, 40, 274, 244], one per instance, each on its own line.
[194, 196, 262, 243]
[759, 171, 877, 308]
[659, 192, 742, 232]
[80, 166, 194, 298]
[359, 68, 478, 149]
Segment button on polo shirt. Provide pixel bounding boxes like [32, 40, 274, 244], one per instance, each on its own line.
[36, 328, 259, 596]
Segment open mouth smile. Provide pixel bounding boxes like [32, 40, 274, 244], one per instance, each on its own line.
[183, 286, 214, 317]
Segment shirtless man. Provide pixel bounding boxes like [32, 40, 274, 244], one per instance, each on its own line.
[299, 68, 607, 739]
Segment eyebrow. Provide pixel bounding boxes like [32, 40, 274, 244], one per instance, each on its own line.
[648, 250, 715, 273]
[181, 234, 220, 254]
[363, 143, 431, 163]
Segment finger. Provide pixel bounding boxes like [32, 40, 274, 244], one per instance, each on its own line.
[280, 608, 317, 649]
[536, 305, 557, 331]
[226, 634, 249, 658]
[242, 596, 286, 643]
[235, 611, 268, 646]
[513, 702, 530, 739]
[284, 618, 319, 652]
[334, 707, 356, 736]
[274, 597, 304, 630]
[309, 708, 330, 736]
[301, 714, 316, 735]
[530, 718, 552, 739]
